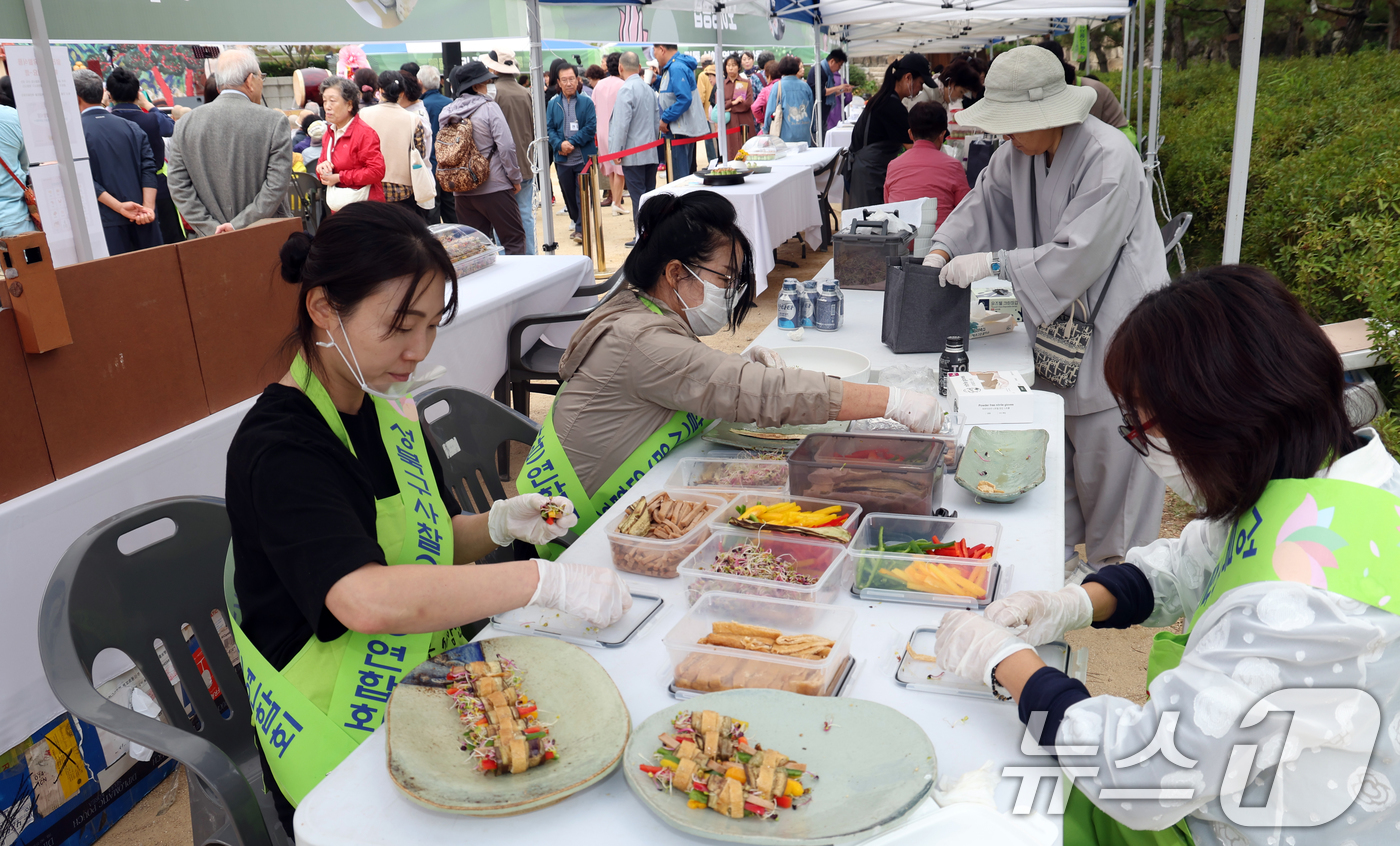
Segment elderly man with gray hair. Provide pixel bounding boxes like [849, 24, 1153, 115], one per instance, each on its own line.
[607, 51, 659, 246]
[166, 47, 292, 236]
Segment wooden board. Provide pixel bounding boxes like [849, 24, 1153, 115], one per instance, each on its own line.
[26, 243, 209, 478]
[0, 308, 55, 502]
[177, 218, 302, 412]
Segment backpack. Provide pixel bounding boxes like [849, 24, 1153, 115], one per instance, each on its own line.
[435, 114, 491, 193]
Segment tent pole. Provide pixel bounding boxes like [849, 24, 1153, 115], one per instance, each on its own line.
[23, 0, 94, 263]
[1222, 0, 1265, 264]
[1146, 0, 1165, 173]
[813, 22, 825, 146]
[1121, 5, 1132, 122]
[715, 2, 727, 163]
[1135, 0, 1145, 149]
[527, 0, 555, 254]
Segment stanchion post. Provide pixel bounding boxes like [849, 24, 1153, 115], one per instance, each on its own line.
[589, 154, 607, 273]
[579, 167, 593, 265]
[664, 138, 674, 186]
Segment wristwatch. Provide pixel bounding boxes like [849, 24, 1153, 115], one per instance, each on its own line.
[988, 254, 1003, 278]
[990, 250, 1011, 281]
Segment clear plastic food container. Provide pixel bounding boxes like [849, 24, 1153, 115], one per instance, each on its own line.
[664, 593, 856, 697]
[848, 513, 1003, 608]
[787, 432, 946, 516]
[604, 490, 730, 579]
[711, 493, 863, 546]
[676, 531, 849, 606]
[429, 223, 501, 277]
[663, 457, 789, 495]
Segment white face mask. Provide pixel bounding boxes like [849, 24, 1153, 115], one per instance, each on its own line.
[315, 313, 446, 401]
[1139, 434, 1203, 508]
[486, 82, 497, 100]
[677, 265, 740, 337]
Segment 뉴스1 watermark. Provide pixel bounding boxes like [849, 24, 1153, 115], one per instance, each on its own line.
[1002, 687, 1381, 827]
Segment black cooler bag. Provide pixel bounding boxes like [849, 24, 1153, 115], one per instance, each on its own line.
[881, 255, 972, 354]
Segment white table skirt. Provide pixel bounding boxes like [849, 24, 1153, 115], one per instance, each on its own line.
[0, 255, 591, 754]
[770, 145, 843, 206]
[638, 167, 823, 294]
[295, 388, 1068, 843]
[825, 123, 855, 150]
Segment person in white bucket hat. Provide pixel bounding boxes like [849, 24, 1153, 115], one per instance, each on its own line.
[926, 45, 1170, 585]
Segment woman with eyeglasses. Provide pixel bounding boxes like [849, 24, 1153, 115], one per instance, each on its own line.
[516, 192, 946, 554]
[931, 264, 1400, 846]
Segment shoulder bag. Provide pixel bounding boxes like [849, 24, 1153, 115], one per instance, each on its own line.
[1029, 152, 1128, 389]
[768, 82, 784, 138]
[0, 157, 40, 229]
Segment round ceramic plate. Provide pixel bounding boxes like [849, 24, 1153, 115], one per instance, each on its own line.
[954, 426, 1050, 503]
[384, 636, 630, 815]
[625, 689, 937, 845]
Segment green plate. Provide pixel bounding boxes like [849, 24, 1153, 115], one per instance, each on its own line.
[384, 636, 630, 815]
[703, 419, 851, 452]
[625, 689, 936, 844]
[954, 426, 1050, 503]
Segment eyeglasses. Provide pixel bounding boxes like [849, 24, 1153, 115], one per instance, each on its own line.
[1117, 409, 1157, 457]
[685, 262, 740, 288]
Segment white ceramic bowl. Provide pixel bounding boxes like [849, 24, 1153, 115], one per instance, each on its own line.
[769, 345, 872, 383]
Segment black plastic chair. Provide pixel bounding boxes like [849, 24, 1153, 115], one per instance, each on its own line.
[814, 148, 846, 251]
[288, 172, 326, 235]
[415, 385, 570, 559]
[504, 267, 628, 420]
[37, 497, 287, 846]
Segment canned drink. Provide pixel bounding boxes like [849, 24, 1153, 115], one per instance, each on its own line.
[833, 280, 845, 328]
[777, 278, 799, 330]
[801, 279, 819, 328]
[814, 280, 840, 331]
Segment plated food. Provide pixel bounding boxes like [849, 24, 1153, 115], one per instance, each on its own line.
[637, 709, 812, 821]
[445, 658, 557, 775]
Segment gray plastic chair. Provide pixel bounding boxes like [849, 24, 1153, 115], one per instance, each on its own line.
[37, 497, 287, 846]
[1161, 211, 1192, 254]
[814, 149, 846, 251]
[415, 385, 571, 560]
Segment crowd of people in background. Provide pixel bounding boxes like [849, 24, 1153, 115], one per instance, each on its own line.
[0, 39, 1129, 260]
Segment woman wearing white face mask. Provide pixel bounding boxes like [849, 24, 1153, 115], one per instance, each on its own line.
[225, 203, 631, 837]
[931, 266, 1400, 846]
[518, 192, 945, 555]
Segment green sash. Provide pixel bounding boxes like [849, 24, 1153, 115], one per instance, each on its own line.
[515, 296, 709, 557]
[228, 355, 460, 806]
[1068, 476, 1400, 845]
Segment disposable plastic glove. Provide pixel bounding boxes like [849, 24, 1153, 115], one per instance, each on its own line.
[744, 345, 788, 368]
[921, 252, 947, 270]
[884, 386, 943, 433]
[984, 586, 1094, 646]
[488, 494, 579, 546]
[935, 609, 1035, 688]
[939, 252, 994, 288]
[530, 559, 633, 627]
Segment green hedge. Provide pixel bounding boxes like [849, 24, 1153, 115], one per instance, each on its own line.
[1149, 53, 1400, 449]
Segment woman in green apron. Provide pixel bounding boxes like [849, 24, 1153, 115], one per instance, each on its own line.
[932, 265, 1400, 846]
[517, 191, 946, 550]
[225, 203, 632, 836]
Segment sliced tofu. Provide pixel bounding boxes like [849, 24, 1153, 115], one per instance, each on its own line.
[699, 710, 720, 734]
[703, 729, 720, 757]
[509, 737, 530, 773]
[674, 757, 697, 788]
[722, 778, 745, 819]
[677, 739, 699, 760]
[754, 763, 776, 798]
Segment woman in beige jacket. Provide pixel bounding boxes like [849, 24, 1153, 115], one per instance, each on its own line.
[517, 192, 946, 548]
[358, 70, 428, 219]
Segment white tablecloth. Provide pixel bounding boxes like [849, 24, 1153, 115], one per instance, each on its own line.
[294, 324, 1068, 844]
[753, 288, 1037, 385]
[0, 255, 591, 754]
[639, 167, 823, 294]
[770, 145, 843, 207]
[826, 122, 855, 150]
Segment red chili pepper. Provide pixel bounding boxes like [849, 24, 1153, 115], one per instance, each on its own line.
[639, 764, 663, 775]
[481, 759, 498, 770]
[544, 749, 556, 760]
[777, 795, 792, 808]
[815, 516, 846, 527]
[517, 704, 538, 717]
[744, 802, 768, 815]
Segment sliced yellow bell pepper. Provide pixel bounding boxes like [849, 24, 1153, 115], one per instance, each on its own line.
[785, 779, 804, 797]
[724, 766, 747, 783]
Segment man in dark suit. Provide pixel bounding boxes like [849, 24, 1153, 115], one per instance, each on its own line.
[73, 69, 160, 256]
[105, 66, 182, 244]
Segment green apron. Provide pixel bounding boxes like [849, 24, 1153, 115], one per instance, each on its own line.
[516, 296, 709, 557]
[228, 355, 463, 806]
[1066, 477, 1400, 845]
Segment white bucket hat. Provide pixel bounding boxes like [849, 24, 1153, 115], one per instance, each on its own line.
[954, 45, 1097, 135]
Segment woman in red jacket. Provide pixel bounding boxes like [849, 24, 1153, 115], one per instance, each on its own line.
[317, 76, 387, 204]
